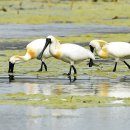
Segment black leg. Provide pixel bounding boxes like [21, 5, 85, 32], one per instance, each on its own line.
[68, 65, 72, 75]
[72, 65, 77, 74]
[68, 65, 77, 75]
[43, 62, 47, 71]
[37, 61, 47, 72]
[37, 61, 43, 72]
[113, 62, 117, 72]
[123, 61, 130, 69]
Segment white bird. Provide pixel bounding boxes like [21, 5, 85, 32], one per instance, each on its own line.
[8, 39, 51, 76]
[38, 35, 95, 76]
[89, 39, 130, 72]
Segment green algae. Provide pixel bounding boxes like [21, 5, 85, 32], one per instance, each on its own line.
[0, 92, 119, 108]
[1, 92, 130, 108]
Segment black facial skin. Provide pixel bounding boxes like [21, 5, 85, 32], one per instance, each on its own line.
[8, 62, 15, 82]
[8, 62, 14, 73]
[89, 45, 94, 53]
[88, 59, 94, 67]
[37, 38, 52, 60]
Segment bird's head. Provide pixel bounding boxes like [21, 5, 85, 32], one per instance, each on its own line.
[47, 35, 60, 44]
[8, 56, 15, 73]
[8, 55, 22, 73]
[39, 35, 60, 57]
[89, 40, 107, 53]
[8, 56, 17, 81]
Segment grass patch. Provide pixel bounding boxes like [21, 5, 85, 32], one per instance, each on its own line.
[1, 49, 130, 79]
[0, 0, 130, 25]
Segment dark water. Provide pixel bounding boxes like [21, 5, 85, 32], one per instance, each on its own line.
[1, 24, 130, 38]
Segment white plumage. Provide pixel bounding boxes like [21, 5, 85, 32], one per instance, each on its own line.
[8, 39, 51, 74]
[89, 40, 130, 72]
[105, 42, 130, 58]
[26, 39, 50, 59]
[39, 35, 95, 75]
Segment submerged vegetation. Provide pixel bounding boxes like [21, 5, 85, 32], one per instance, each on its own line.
[0, 92, 129, 108]
[0, 92, 127, 108]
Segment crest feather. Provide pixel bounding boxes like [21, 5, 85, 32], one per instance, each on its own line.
[97, 40, 108, 48]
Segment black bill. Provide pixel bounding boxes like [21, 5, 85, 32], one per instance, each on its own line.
[37, 38, 51, 60]
[8, 62, 15, 82]
[89, 45, 94, 53]
[89, 45, 94, 67]
[8, 62, 14, 73]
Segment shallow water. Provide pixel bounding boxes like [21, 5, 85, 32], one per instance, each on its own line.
[1, 76, 130, 130]
[0, 105, 130, 130]
[0, 75, 130, 98]
[1, 24, 130, 38]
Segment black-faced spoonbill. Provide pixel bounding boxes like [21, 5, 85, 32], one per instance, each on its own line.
[38, 35, 95, 76]
[8, 39, 51, 80]
[89, 39, 130, 72]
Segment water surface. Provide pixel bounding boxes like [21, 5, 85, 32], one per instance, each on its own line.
[1, 24, 130, 38]
[0, 105, 130, 130]
[0, 75, 130, 98]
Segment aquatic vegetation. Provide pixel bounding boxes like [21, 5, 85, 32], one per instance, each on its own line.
[0, 92, 119, 108]
[0, 92, 130, 108]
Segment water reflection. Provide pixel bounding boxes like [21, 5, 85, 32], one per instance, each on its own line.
[1, 76, 130, 98]
[6, 79, 130, 98]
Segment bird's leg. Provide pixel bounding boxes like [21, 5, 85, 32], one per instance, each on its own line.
[113, 62, 117, 72]
[43, 61, 47, 71]
[37, 60, 43, 72]
[72, 65, 77, 74]
[68, 65, 72, 75]
[37, 60, 47, 72]
[37, 61, 47, 72]
[123, 61, 130, 69]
